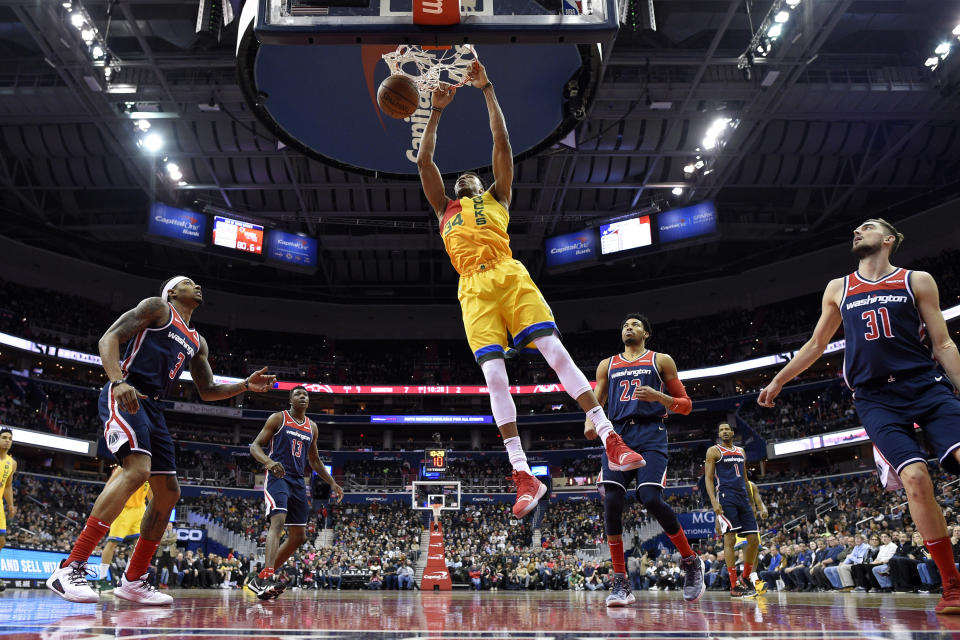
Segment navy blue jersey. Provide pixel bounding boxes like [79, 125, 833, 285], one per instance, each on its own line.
[840, 268, 935, 390]
[269, 410, 312, 477]
[120, 303, 200, 397]
[713, 444, 749, 496]
[606, 350, 667, 423]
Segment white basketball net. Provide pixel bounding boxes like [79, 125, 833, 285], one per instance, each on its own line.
[430, 503, 443, 522]
[381, 44, 479, 93]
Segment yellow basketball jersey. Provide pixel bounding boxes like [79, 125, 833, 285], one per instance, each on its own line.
[439, 191, 512, 275]
[124, 482, 149, 510]
[0, 456, 12, 491]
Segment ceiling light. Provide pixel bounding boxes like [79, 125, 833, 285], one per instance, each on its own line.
[774, 11, 789, 23]
[924, 56, 940, 70]
[62, 1, 73, 8]
[935, 43, 951, 58]
[140, 133, 163, 153]
[953, 24, 960, 37]
[683, 164, 695, 174]
[70, 12, 84, 28]
[91, 45, 104, 59]
[81, 29, 94, 43]
[135, 119, 151, 131]
[767, 23, 783, 39]
[785, 0, 800, 7]
[103, 67, 112, 79]
[671, 187, 684, 196]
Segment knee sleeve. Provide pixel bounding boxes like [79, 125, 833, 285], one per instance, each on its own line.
[603, 483, 626, 537]
[636, 485, 681, 535]
[480, 358, 517, 427]
[532, 334, 591, 399]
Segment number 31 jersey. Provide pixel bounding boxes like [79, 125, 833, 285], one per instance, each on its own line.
[270, 410, 312, 477]
[841, 268, 935, 390]
[440, 191, 512, 276]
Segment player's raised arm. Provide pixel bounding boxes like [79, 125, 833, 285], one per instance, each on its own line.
[471, 62, 512, 207]
[911, 270, 960, 389]
[758, 278, 845, 407]
[584, 358, 610, 440]
[417, 84, 456, 217]
[250, 412, 285, 479]
[307, 421, 343, 503]
[189, 335, 276, 402]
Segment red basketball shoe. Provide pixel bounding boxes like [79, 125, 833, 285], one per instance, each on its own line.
[936, 577, 960, 614]
[604, 432, 646, 472]
[512, 470, 547, 518]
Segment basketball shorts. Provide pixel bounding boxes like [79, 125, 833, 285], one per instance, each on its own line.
[457, 258, 557, 364]
[599, 450, 669, 497]
[716, 491, 758, 535]
[108, 506, 146, 543]
[98, 385, 177, 474]
[0, 505, 6, 536]
[855, 370, 960, 475]
[264, 475, 309, 526]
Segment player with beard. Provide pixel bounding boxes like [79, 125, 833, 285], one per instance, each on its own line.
[587, 313, 704, 607]
[417, 62, 645, 519]
[46, 276, 276, 605]
[247, 385, 343, 600]
[758, 218, 960, 614]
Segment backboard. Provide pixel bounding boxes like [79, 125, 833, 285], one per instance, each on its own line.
[412, 480, 461, 511]
[237, 0, 606, 177]
[254, 0, 619, 45]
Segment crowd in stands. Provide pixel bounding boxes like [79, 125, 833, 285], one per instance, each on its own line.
[738, 382, 858, 442]
[1, 248, 956, 390]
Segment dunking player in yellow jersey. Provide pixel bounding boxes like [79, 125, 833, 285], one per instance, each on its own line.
[417, 62, 644, 518]
[97, 465, 151, 592]
[0, 428, 17, 592]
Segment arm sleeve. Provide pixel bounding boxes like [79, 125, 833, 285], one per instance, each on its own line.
[664, 378, 692, 415]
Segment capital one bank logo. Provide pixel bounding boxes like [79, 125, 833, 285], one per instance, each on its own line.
[428, 554, 445, 561]
[423, 571, 449, 580]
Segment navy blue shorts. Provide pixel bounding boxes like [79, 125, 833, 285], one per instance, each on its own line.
[264, 475, 309, 526]
[98, 385, 176, 474]
[855, 370, 960, 475]
[716, 491, 758, 535]
[599, 450, 669, 497]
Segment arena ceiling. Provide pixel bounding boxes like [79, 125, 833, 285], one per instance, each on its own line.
[0, 0, 958, 303]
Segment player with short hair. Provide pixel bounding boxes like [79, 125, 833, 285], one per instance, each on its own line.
[704, 422, 758, 598]
[587, 313, 704, 606]
[46, 276, 276, 605]
[96, 465, 152, 592]
[248, 385, 343, 600]
[758, 218, 960, 614]
[0, 427, 16, 593]
[416, 62, 644, 519]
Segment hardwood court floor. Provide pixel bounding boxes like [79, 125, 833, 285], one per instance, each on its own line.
[2, 587, 960, 639]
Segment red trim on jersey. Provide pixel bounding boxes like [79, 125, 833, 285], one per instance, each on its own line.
[847, 268, 909, 294]
[609, 350, 655, 370]
[440, 199, 463, 229]
[106, 390, 137, 449]
[282, 410, 312, 433]
[120, 329, 148, 376]
[168, 304, 200, 347]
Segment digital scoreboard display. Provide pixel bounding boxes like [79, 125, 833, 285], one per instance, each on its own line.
[213, 216, 264, 254]
[600, 215, 652, 255]
[425, 449, 446, 474]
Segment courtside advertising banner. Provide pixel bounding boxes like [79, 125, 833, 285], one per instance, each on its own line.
[0, 549, 105, 580]
[545, 230, 598, 268]
[657, 201, 718, 244]
[677, 511, 717, 539]
[266, 230, 318, 268]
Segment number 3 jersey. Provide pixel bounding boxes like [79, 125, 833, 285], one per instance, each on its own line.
[270, 410, 312, 477]
[120, 303, 200, 398]
[841, 268, 935, 390]
[440, 191, 512, 276]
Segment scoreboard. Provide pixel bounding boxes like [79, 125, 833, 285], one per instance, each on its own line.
[424, 449, 446, 474]
[213, 215, 264, 254]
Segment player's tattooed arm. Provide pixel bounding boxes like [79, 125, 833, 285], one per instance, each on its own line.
[308, 422, 343, 502]
[98, 297, 169, 382]
[190, 335, 276, 401]
[250, 413, 285, 478]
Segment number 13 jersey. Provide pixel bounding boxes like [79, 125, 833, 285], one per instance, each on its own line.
[270, 410, 312, 477]
[440, 191, 512, 276]
[841, 268, 935, 390]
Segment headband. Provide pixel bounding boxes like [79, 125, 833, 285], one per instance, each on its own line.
[160, 275, 191, 300]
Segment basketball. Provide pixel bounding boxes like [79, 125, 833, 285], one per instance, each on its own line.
[377, 75, 420, 119]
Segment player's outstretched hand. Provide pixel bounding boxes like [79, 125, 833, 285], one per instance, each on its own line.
[266, 460, 285, 479]
[432, 83, 456, 109]
[757, 381, 782, 407]
[468, 60, 489, 88]
[331, 483, 344, 503]
[246, 367, 277, 393]
[114, 382, 148, 414]
[583, 417, 598, 440]
[759, 508, 768, 520]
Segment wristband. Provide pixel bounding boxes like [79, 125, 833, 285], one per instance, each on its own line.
[110, 378, 126, 387]
[431, 106, 443, 113]
[241, 377, 249, 391]
[481, 82, 493, 91]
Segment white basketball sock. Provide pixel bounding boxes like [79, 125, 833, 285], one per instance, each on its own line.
[587, 406, 614, 445]
[503, 436, 532, 475]
[100, 563, 110, 580]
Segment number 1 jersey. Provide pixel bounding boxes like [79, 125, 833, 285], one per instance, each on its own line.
[841, 268, 935, 390]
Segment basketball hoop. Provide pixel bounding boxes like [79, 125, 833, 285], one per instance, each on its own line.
[430, 502, 444, 522]
[381, 44, 479, 93]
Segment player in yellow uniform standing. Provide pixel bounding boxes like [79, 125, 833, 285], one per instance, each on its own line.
[0, 428, 17, 592]
[416, 62, 645, 518]
[97, 465, 151, 592]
